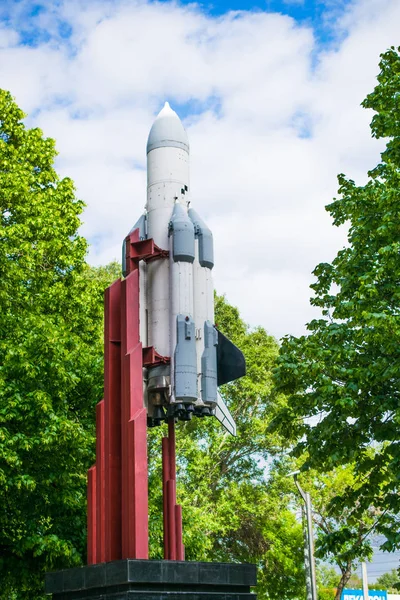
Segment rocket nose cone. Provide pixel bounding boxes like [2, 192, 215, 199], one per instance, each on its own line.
[146, 102, 189, 154]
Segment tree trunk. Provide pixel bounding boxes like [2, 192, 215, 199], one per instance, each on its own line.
[335, 564, 353, 600]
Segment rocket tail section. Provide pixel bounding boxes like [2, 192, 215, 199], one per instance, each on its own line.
[201, 321, 218, 408]
[216, 329, 246, 386]
[215, 393, 237, 437]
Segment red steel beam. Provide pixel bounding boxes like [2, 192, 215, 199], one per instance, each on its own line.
[175, 505, 184, 561]
[104, 280, 122, 562]
[121, 269, 149, 559]
[87, 466, 97, 565]
[162, 419, 184, 560]
[168, 419, 176, 481]
[95, 400, 105, 563]
[162, 437, 170, 559]
[87, 226, 188, 564]
[167, 479, 177, 560]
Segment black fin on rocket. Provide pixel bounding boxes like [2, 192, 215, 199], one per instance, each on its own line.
[216, 330, 246, 386]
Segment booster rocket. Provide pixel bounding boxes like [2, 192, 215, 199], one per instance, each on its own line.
[123, 102, 245, 435]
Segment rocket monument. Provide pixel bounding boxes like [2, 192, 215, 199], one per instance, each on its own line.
[87, 102, 246, 564]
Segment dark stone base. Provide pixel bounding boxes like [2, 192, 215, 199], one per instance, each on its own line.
[45, 560, 257, 600]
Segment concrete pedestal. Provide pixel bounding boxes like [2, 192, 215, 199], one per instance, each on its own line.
[45, 560, 257, 600]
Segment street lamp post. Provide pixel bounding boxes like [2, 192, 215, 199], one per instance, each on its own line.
[301, 503, 313, 600]
[289, 471, 318, 600]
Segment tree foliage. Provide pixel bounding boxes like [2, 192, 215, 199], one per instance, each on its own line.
[0, 90, 114, 598]
[375, 569, 400, 592]
[272, 47, 400, 552]
[147, 293, 305, 600]
[317, 564, 340, 589]
[268, 457, 378, 600]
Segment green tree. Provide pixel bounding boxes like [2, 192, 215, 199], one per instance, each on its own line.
[318, 589, 336, 600]
[272, 47, 400, 552]
[0, 91, 114, 598]
[375, 569, 400, 592]
[316, 564, 340, 600]
[147, 293, 305, 600]
[301, 466, 374, 600]
[269, 459, 377, 600]
[317, 564, 340, 589]
[346, 573, 362, 589]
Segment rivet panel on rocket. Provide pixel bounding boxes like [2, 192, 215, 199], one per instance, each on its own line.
[122, 102, 245, 434]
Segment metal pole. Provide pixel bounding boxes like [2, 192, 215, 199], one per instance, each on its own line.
[302, 504, 313, 600]
[362, 562, 369, 600]
[305, 492, 318, 600]
[294, 475, 318, 600]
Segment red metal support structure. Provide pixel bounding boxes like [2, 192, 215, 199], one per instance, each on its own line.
[95, 400, 105, 562]
[104, 280, 122, 562]
[162, 419, 184, 560]
[87, 227, 184, 563]
[87, 229, 149, 563]
[87, 466, 96, 564]
[120, 268, 148, 559]
[162, 437, 170, 559]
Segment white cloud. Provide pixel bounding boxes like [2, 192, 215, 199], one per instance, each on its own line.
[0, 0, 397, 339]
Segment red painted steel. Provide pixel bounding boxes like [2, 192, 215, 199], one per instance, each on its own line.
[168, 420, 176, 481]
[95, 400, 106, 563]
[175, 505, 184, 561]
[167, 479, 177, 560]
[87, 226, 187, 564]
[162, 419, 183, 560]
[87, 466, 97, 565]
[125, 234, 169, 274]
[142, 346, 170, 368]
[121, 268, 149, 559]
[104, 280, 122, 562]
[162, 437, 170, 559]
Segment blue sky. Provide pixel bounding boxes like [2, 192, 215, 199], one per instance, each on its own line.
[188, 0, 349, 46]
[2, 0, 350, 53]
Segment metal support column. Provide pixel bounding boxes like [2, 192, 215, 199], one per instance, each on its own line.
[292, 473, 318, 600]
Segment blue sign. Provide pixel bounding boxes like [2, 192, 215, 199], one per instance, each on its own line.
[341, 590, 387, 600]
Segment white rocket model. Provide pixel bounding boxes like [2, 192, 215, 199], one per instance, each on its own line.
[122, 103, 245, 435]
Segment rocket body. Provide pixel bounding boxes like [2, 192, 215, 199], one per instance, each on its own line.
[123, 103, 244, 432]
[146, 115, 190, 360]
